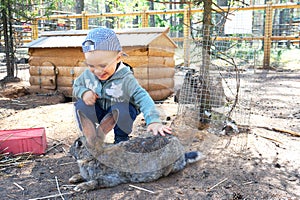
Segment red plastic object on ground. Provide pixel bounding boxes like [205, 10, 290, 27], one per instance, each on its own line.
[0, 127, 47, 155]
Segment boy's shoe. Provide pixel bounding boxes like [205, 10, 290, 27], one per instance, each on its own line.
[114, 136, 129, 144]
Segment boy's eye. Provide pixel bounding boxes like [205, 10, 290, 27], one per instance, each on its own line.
[85, 63, 106, 68]
[98, 64, 106, 68]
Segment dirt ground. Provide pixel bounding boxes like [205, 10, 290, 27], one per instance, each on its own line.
[0, 68, 300, 200]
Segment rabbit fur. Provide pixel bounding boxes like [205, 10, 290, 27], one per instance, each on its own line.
[69, 109, 204, 192]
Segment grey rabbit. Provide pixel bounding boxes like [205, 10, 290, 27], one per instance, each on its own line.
[69, 109, 204, 192]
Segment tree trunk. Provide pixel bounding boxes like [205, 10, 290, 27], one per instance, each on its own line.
[8, 2, 16, 78]
[178, 0, 184, 38]
[105, 2, 114, 28]
[132, 3, 139, 28]
[202, 0, 212, 68]
[76, 0, 84, 30]
[169, 0, 175, 37]
[1, 0, 15, 79]
[149, 0, 155, 27]
[199, 0, 212, 126]
[216, 0, 228, 35]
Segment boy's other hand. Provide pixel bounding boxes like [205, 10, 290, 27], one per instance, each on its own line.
[147, 122, 172, 136]
[83, 90, 98, 106]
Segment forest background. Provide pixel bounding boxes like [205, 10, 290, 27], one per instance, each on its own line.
[1, 0, 299, 81]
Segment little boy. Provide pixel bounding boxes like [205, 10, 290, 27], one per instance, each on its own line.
[73, 27, 172, 143]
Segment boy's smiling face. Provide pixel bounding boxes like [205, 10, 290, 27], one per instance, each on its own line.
[84, 50, 121, 81]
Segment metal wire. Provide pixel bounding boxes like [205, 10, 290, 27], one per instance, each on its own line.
[177, 22, 253, 134]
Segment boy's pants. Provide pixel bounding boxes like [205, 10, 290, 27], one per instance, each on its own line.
[74, 99, 138, 144]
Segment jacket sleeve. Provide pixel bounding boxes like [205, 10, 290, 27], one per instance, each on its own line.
[126, 76, 161, 125]
[72, 69, 91, 99]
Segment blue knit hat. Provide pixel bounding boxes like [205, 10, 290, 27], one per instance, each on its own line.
[82, 27, 122, 53]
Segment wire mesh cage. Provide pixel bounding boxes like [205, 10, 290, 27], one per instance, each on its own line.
[176, 23, 255, 135]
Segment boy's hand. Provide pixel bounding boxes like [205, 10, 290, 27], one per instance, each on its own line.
[147, 122, 172, 136]
[82, 90, 99, 105]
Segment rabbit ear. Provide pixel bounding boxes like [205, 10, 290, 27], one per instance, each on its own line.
[97, 109, 119, 135]
[77, 110, 98, 147]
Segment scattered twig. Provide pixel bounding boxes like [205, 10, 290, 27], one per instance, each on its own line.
[13, 182, 25, 191]
[0, 134, 14, 145]
[256, 126, 300, 137]
[55, 176, 64, 200]
[0, 147, 9, 155]
[47, 137, 70, 147]
[0, 160, 33, 168]
[257, 135, 282, 144]
[61, 147, 68, 155]
[224, 136, 232, 148]
[226, 58, 240, 119]
[272, 127, 300, 137]
[129, 184, 157, 194]
[59, 161, 76, 166]
[28, 192, 74, 200]
[46, 142, 64, 153]
[243, 181, 253, 185]
[206, 178, 228, 192]
[61, 184, 77, 188]
[0, 152, 34, 169]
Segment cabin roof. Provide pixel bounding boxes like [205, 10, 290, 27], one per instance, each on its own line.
[24, 27, 177, 49]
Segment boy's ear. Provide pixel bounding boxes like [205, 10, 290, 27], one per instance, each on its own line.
[116, 52, 122, 61]
[118, 51, 127, 59]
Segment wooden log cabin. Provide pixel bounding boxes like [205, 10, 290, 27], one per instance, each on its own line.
[24, 27, 177, 100]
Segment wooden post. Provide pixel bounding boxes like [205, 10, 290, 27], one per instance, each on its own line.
[141, 8, 149, 27]
[81, 11, 89, 30]
[32, 19, 39, 40]
[263, 1, 273, 68]
[183, 6, 191, 67]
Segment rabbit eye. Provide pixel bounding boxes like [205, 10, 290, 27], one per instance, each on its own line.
[76, 140, 83, 147]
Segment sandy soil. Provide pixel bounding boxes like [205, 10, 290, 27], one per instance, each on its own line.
[0, 69, 299, 200]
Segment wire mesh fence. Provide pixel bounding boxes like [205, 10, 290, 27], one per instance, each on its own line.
[0, 47, 29, 82]
[176, 24, 254, 135]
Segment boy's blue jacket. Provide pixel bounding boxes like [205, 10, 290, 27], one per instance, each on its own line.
[73, 62, 161, 125]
